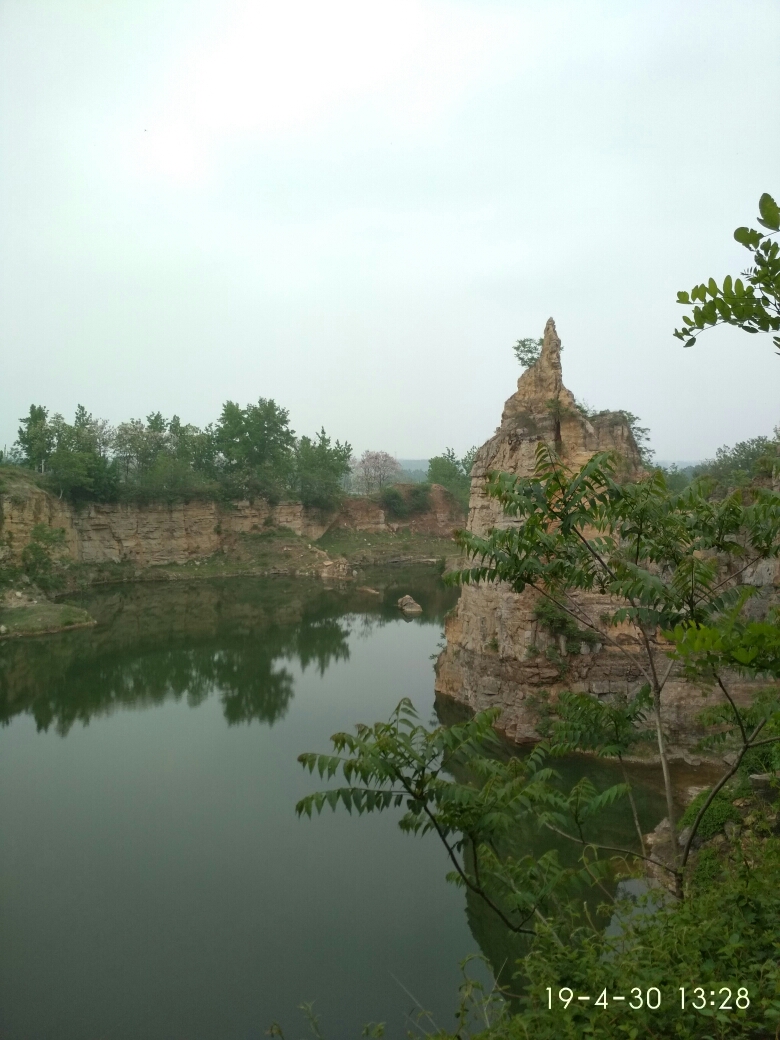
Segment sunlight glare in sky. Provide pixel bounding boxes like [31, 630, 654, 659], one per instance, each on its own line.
[128, 1, 514, 183]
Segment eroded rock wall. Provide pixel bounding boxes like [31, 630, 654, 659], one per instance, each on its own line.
[0, 483, 326, 567]
[435, 318, 780, 751]
[0, 477, 462, 568]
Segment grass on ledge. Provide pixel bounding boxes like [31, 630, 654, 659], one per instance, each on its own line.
[317, 527, 457, 565]
[0, 601, 95, 638]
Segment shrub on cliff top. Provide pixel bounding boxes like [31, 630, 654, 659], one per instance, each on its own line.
[407, 482, 431, 514]
[378, 485, 408, 518]
[378, 483, 432, 519]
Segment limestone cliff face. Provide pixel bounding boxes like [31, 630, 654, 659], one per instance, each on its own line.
[0, 478, 461, 569]
[435, 318, 779, 751]
[0, 483, 327, 567]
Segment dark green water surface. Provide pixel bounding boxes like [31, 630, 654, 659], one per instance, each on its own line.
[0, 572, 670, 1039]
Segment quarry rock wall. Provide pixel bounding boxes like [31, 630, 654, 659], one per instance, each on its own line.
[0, 479, 461, 568]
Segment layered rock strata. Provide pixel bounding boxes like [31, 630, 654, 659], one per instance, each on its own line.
[435, 318, 779, 751]
[0, 480, 462, 569]
[0, 490, 327, 568]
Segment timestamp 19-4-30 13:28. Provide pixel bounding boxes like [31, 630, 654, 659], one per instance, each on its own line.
[546, 986, 751, 1011]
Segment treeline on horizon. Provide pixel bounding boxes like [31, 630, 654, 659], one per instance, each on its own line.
[3, 399, 776, 512]
[1, 400, 479, 513]
[4, 400, 353, 510]
[660, 426, 780, 491]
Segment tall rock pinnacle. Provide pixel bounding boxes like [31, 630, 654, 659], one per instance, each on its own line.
[503, 316, 575, 422]
[472, 318, 643, 537]
[435, 320, 652, 743]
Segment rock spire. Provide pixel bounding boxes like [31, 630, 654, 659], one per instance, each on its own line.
[435, 320, 647, 738]
[503, 316, 576, 424]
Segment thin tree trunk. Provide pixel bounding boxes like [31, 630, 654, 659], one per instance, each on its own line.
[618, 754, 646, 858]
[652, 690, 682, 897]
[639, 626, 681, 884]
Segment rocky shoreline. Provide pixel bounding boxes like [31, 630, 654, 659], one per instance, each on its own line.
[0, 525, 459, 639]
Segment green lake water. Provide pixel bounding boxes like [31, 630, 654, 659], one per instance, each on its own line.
[0, 572, 670, 1038]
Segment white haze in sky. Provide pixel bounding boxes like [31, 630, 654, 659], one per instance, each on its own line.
[1, 0, 778, 462]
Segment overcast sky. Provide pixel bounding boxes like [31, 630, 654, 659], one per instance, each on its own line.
[1, 0, 778, 463]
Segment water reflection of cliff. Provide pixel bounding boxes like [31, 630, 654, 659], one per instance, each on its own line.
[0, 571, 459, 734]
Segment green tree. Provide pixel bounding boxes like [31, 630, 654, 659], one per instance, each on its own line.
[675, 191, 780, 353]
[46, 407, 117, 502]
[513, 337, 544, 368]
[294, 428, 352, 511]
[167, 415, 212, 468]
[214, 398, 296, 500]
[656, 462, 695, 492]
[427, 447, 475, 510]
[15, 403, 120, 499]
[112, 413, 220, 502]
[145, 410, 167, 434]
[693, 430, 780, 487]
[114, 419, 154, 478]
[16, 405, 53, 472]
[462, 445, 478, 476]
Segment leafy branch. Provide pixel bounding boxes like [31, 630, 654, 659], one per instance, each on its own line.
[674, 191, 780, 354]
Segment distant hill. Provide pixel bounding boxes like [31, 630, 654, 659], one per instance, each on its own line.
[397, 459, 429, 484]
[655, 460, 703, 470]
